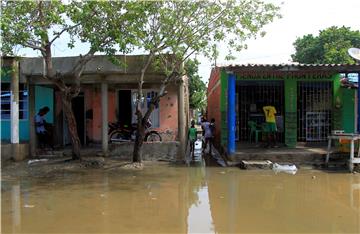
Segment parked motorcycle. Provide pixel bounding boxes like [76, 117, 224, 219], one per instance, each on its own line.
[108, 119, 162, 143]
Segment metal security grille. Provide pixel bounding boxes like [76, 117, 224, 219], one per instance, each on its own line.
[297, 82, 332, 142]
[237, 81, 284, 142]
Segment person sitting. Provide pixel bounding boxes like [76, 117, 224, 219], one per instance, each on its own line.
[34, 106, 54, 151]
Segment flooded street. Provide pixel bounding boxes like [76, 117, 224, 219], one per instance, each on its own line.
[2, 162, 360, 233]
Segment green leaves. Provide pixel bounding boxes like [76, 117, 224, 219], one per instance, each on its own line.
[186, 59, 206, 110]
[291, 26, 360, 64]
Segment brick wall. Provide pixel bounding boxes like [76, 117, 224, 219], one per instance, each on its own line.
[207, 67, 221, 146]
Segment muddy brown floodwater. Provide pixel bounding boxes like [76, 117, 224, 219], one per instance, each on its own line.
[1, 161, 360, 233]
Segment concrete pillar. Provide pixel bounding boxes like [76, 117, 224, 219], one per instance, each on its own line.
[227, 74, 236, 155]
[10, 60, 20, 160]
[357, 72, 360, 133]
[28, 84, 36, 158]
[101, 82, 108, 156]
[177, 78, 186, 161]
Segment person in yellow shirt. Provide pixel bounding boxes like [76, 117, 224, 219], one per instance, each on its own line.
[263, 105, 278, 147]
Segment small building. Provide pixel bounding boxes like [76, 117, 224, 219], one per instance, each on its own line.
[1, 55, 189, 160]
[207, 64, 360, 155]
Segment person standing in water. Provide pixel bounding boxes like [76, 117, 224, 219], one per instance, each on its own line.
[188, 120, 197, 160]
[201, 117, 213, 154]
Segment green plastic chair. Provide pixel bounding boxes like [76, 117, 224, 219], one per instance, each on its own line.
[248, 121, 262, 143]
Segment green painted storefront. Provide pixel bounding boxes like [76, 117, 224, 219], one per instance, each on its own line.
[215, 65, 359, 153]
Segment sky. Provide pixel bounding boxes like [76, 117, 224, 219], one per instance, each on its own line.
[18, 0, 360, 83]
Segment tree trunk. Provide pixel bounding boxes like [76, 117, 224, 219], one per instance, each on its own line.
[133, 123, 145, 163]
[62, 92, 81, 160]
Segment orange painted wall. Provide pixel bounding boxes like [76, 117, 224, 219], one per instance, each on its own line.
[157, 85, 179, 140]
[55, 85, 179, 143]
[86, 86, 116, 142]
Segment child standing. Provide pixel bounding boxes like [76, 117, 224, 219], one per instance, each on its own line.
[188, 120, 197, 160]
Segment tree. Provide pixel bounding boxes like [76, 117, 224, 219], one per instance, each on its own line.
[1, 0, 141, 160]
[185, 59, 206, 111]
[291, 26, 360, 64]
[128, 0, 280, 162]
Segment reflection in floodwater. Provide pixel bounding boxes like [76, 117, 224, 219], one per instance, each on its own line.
[1, 165, 360, 233]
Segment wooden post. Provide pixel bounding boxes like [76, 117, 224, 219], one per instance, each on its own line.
[28, 84, 36, 158]
[101, 82, 108, 156]
[177, 78, 186, 161]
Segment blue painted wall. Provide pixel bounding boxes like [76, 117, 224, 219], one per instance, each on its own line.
[1, 85, 53, 142]
[227, 74, 236, 154]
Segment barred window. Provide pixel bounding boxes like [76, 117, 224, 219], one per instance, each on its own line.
[1, 83, 28, 120]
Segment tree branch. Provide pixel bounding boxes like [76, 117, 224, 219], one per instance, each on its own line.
[49, 22, 81, 45]
[22, 42, 46, 52]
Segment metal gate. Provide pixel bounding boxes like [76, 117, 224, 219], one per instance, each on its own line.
[237, 81, 284, 142]
[297, 82, 332, 142]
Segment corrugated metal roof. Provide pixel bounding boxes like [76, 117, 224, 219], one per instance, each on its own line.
[217, 63, 360, 76]
[218, 63, 360, 68]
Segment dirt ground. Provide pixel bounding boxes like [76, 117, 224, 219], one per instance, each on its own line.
[1, 156, 172, 180]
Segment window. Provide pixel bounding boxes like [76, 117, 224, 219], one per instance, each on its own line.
[131, 90, 160, 128]
[1, 83, 28, 120]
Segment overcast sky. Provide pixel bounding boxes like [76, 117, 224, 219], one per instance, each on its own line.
[18, 0, 360, 83]
[197, 0, 360, 83]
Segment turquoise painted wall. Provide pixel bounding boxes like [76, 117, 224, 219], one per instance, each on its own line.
[1, 85, 53, 141]
[35, 86, 54, 123]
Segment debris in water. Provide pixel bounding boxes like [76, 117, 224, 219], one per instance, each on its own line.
[28, 159, 48, 165]
[240, 160, 272, 170]
[100, 194, 105, 197]
[24, 204, 35, 208]
[220, 171, 226, 174]
[272, 163, 297, 175]
[151, 197, 157, 200]
[312, 176, 316, 179]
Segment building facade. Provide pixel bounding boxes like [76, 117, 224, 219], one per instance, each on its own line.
[207, 64, 360, 155]
[1, 55, 189, 159]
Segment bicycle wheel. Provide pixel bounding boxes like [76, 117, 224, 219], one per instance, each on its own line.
[145, 131, 162, 142]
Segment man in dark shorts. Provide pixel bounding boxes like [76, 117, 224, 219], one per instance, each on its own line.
[34, 106, 54, 150]
[263, 105, 277, 148]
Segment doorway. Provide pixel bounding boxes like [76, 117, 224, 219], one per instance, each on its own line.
[117, 90, 132, 126]
[237, 81, 285, 142]
[297, 81, 332, 142]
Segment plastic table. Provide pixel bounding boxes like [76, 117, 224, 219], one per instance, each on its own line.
[325, 133, 360, 172]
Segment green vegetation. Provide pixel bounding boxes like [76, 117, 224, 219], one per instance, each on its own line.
[291, 26, 360, 64]
[186, 59, 206, 111]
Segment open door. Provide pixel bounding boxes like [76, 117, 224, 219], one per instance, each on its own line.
[63, 93, 86, 145]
